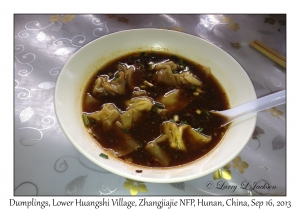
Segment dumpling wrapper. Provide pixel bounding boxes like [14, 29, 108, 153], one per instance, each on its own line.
[186, 127, 212, 145]
[92, 73, 126, 96]
[154, 61, 202, 86]
[87, 104, 141, 157]
[121, 96, 154, 129]
[88, 103, 120, 131]
[107, 125, 141, 157]
[118, 64, 135, 89]
[162, 121, 188, 151]
[157, 89, 193, 112]
[145, 121, 212, 166]
[92, 64, 135, 97]
[145, 138, 170, 167]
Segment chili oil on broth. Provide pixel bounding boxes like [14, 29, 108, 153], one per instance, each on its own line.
[82, 51, 229, 168]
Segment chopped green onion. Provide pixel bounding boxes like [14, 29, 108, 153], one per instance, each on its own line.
[123, 128, 130, 133]
[136, 139, 143, 146]
[90, 119, 96, 124]
[99, 153, 108, 159]
[190, 85, 197, 90]
[154, 102, 165, 109]
[179, 65, 185, 69]
[178, 59, 186, 65]
[195, 127, 203, 133]
[104, 91, 109, 95]
[82, 113, 89, 126]
[151, 107, 157, 112]
[180, 120, 187, 125]
[205, 111, 210, 116]
[169, 119, 175, 123]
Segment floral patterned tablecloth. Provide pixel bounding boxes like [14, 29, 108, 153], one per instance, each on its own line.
[14, 14, 286, 196]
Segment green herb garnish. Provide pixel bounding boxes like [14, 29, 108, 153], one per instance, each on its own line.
[180, 120, 187, 125]
[195, 127, 203, 133]
[178, 59, 186, 65]
[190, 85, 197, 90]
[82, 113, 89, 126]
[136, 139, 143, 146]
[141, 52, 148, 56]
[123, 128, 130, 133]
[154, 102, 165, 109]
[99, 153, 108, 159]
[205, 111, 210, 116]
[151, 107, 157, 112]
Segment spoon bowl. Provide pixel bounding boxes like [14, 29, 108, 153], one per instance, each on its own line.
[210, 90, 286, 127]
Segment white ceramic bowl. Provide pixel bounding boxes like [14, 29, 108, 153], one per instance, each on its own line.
[55, 29, 256, 183]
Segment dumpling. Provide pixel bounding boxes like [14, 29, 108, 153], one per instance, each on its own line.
[92, 73, 126, 96]
[83, 93, 101, 112]
[107, 125, 141, 157]
[153, 60, 178, 72]
[92, 64, 135, 97]
[153, 61, 177, 86]
[88, 103, 120, 131]
[132, 87, 147, 97]
[144, 121, 212, 166]
[153, 61, 202, 86]
[89, 96, 154, 131]
[121, 96, 154, 129]
[125, 96, 154, 111]
[185, 127, 212, 146]
[118, 63, 135, 89]
[157, 89, 194, 112]
[161, 121, 188, 151]
[87, 103, 141, 157]
[145, 138, 170, 167]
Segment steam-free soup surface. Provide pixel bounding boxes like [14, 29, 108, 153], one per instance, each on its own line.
[82, 51, 229, 167]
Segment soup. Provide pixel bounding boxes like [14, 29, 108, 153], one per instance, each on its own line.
[82, 51, 229, 167]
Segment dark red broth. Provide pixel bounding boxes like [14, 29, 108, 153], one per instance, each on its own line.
[82, 51, 229, 167]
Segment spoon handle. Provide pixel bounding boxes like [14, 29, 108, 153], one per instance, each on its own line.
[216, 90, 286, 124]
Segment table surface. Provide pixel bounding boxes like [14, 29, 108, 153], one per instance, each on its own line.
[14, 14, 286, 196]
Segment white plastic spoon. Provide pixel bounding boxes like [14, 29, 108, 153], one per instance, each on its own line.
[211, 90, 286, 127]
